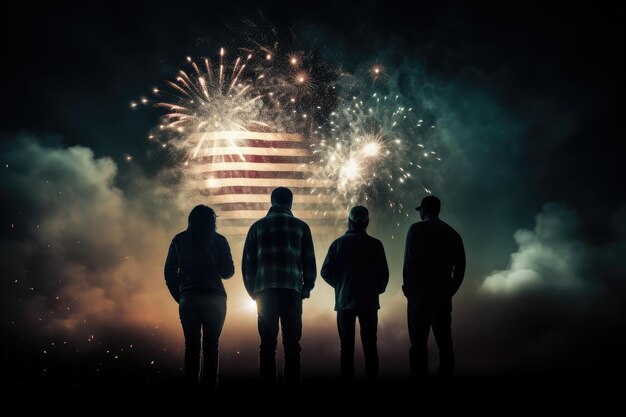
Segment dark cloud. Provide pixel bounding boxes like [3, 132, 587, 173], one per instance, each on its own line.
[0, 135, 179, 334]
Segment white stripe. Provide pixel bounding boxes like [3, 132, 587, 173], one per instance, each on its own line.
[217, 210, 345, 220]
[196, 147, 311, 157]
[187, 131, 304, 143]
[188, 162, 317, 173]
[206, 194, 334, 204]
[195, 178, 331, 188]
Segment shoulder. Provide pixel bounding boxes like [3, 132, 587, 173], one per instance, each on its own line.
[438, 221, 463, 244]
[440, 220, 461, 235]
[172, 230, 187, 242]
[292, 216, 311, 231]
[249, 217, 267, 230]
[407, 222, 421, 234]
[214, 232, 230, 244]
[331, 235, 345, 247]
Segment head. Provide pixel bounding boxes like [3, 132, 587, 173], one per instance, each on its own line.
[416, 195, 441, 220]
[187, 204, 217, 235]
[271, 187, 293, 209]
[348, 205, 369, 230]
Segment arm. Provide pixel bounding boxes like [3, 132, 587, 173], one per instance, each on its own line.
[301, 224, 317, 298]
[376, 240, 389, 294]
[242, 227, 257, 297]
[402, 226, 414, 296]
[451, 235, 466, 296]
[215, 234, 235, 279]
[164, 238, 180, 303]
[320, 241, 336, 288]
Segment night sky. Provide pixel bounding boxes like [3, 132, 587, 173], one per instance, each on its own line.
[1, 0, 625, 393]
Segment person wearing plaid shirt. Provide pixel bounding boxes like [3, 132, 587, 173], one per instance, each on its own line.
[242, 187, 316, 384]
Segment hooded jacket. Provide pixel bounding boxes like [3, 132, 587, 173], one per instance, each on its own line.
[164, 230, 234, 301]
[321, 228, 389, 310]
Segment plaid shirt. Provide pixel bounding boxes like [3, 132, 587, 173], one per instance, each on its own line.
[242, 204, 316, 297]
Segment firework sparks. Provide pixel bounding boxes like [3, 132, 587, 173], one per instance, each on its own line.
[369, 64, 386, 81]
[138, 46, 444, 233]
[139, 46, 344, 236]
[311, 93, 442, 217]
[137, 47, 326, 170]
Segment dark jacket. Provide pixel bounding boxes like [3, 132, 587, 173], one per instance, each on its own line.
[321, 228, 389, 311]
[164, 230, 234, 302]
[402, 218, 465, 308]
[242, 204, 316, 298]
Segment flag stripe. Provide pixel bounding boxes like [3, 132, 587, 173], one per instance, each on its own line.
[218, 217, 341, 227]
[199, 186, 322, 196]
[195, 170, 313, 180]
[194, 178, 331, 189]
[188, 131, 304, 143]
[203, 193, 333, 204]
[190, 139, 310, 149]
[188, 131, 341, 238]
[219, 225, 341, 236]
[217, 210, 345, 220]
[214, 202, 334, 211]
[188, 162, 315, 173]
[197, 147, 312, 157]
[194, 155, 313, 164]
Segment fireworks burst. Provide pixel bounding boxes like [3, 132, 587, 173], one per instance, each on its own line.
[135, 44, 445, 233]
[134, 47, 321, 163]
[310, 92, 442, 217]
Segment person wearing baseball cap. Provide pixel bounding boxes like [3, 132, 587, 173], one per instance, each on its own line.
[321, 206, 389, 380]
[403, 195, 466, 379]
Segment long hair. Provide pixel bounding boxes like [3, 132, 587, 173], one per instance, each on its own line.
[187, 205, 217, 243]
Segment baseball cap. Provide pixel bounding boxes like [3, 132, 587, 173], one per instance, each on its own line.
[415, 195, 441, 213]
[349, 206, 369, 222]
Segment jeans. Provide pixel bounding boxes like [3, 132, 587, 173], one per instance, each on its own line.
[407, 298, 454, 378]
[337, 308, 379, 380]
[255, 288, 303, 383]
[179, 292, 227, 386]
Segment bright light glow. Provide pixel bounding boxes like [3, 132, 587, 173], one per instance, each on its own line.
[369, 64, 386, 80]
[362, 142, 380, 157]
[341, 159, 360, 181]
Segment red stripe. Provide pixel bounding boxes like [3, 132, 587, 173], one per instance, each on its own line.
[193, 155, 314, 164]
[196, 170, 311, 180]
[197, 139, 310, 149]
[199, 186, 324, 195]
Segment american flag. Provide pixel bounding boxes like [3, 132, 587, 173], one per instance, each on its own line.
[186, 131, 344, 238]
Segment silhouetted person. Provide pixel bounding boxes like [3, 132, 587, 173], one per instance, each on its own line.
[164, 205, 234, 389]
[321, 206, 389, 380]
[242, 187, 316, 384]
[403, 195, 465, 379]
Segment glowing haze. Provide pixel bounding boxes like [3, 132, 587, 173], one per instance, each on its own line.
[2, 6, 624, 383]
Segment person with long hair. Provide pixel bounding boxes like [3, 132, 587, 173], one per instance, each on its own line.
[164, 205, 234, 390]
